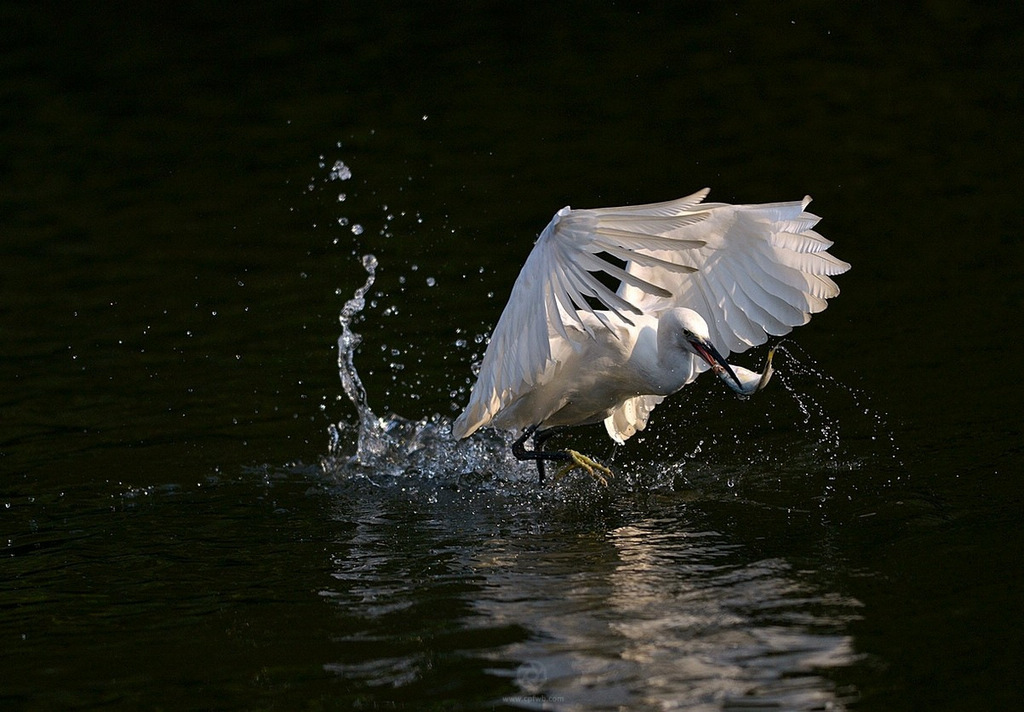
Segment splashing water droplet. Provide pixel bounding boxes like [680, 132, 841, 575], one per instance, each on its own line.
[770, 341, 902, 471]
[330, 161, 352, 181]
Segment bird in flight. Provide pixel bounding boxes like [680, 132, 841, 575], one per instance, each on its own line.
[451, 189, 850, 484]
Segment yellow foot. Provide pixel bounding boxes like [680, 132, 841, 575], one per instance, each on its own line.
[554, 449, 614, 486]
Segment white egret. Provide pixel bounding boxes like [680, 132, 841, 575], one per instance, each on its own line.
[451, 189, 850, 483]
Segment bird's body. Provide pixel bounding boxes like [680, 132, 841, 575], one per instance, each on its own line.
[451, 189, 849, 478]
[485, 309, 701, 434]
[486, 312, 668, 430]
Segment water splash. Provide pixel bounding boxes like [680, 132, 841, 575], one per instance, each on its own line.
[771, 340, 901, 468]
[333, 253, 381, 460]
[322, 255, 521, 486]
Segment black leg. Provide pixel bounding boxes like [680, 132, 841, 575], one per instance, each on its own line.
[533, 426, 565, 450]
[533, 429, 550, 483]
[533, 427, 570, 484]
[511, 425, 569, 485]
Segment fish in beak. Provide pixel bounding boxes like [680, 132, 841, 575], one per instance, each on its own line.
[688, 336, 776, 398]
[689, 336, 743, 390]
[724, 348, 776, 398]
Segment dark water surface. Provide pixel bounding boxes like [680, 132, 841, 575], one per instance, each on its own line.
[3, 3, 1023, 710]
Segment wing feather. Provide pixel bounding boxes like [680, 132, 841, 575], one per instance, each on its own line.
[594, 227, 708, 251]
[595, 244, 698, 275]
[723, 251, 812, 327]
[590, 188, 711, 216]
[604, 395, 665, 443]
[576, 251, 673, 299]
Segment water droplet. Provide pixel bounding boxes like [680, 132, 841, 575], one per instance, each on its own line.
[330, 161, 352, 181]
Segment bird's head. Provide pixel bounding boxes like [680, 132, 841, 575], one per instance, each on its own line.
[671, 309, 743, 389]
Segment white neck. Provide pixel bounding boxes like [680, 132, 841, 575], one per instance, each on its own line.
[649, 318, 696, 395]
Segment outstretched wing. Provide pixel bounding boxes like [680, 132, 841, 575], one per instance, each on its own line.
[451, 189, 850, 440]
[613, 194, 850, 355]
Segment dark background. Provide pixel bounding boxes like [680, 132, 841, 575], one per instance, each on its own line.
[3, 2, 1023, 710]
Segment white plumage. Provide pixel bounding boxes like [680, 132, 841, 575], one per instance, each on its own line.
[452, 189, 849, 455]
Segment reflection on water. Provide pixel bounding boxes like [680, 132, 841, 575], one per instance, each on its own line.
[603, 525, 859, 709]
[318, 476, 862, 709]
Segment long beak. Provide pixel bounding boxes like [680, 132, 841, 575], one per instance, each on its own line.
[692, 339, 742, 390]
